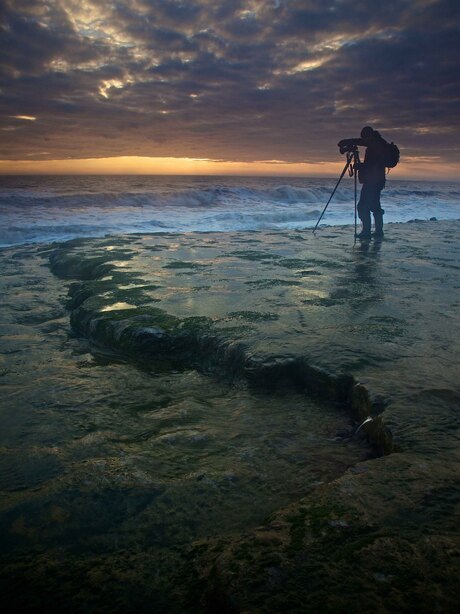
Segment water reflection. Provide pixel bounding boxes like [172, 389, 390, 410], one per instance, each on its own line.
[332, 239, 384, 311]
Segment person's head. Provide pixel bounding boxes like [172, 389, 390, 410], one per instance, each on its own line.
[360, 126, 375, 140]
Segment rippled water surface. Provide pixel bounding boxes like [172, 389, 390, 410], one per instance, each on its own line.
[0, 244, 368, 559]
[1, 221, 459, 612]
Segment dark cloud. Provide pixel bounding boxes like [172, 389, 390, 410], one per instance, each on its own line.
[0, 0, 459, 165]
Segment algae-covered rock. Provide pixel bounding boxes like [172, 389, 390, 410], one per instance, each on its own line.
[188, 458, 460, 613]
[48, 241, 388, 455]
[350, 382, 372, 420]
[1, 224, 453, 612]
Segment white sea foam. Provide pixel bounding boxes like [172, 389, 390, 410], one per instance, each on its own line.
[0, 175, 459, 246]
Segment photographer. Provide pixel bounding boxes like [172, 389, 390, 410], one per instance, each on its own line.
[338, 126, 387, 239]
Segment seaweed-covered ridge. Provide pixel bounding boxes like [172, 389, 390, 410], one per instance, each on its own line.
[48, 236, 394, 455]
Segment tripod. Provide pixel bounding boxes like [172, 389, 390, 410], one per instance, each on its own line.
[312, 147, 360, 236]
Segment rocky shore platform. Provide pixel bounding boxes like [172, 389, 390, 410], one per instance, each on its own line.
[1, 220, 459, 612]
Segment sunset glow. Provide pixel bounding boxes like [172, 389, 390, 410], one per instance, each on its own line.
[1, 0, 459, 177]
[0, 156, 457, 180]
[0, 157, 346, 176]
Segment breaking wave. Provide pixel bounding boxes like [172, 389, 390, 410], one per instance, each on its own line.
[0, 184, 353, 210]
[0, 175, 459, 246]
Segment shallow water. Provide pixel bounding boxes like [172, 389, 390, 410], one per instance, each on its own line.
[0, 244, 367, 561]
[1, 221, 459, 611]
[46, 222, 459, 457]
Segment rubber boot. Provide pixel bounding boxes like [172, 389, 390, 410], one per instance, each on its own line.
[356, 211, 371, 240]
[373, 210, 384, 238]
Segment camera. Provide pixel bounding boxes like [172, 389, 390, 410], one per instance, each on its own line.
[338, 138, 360, 155]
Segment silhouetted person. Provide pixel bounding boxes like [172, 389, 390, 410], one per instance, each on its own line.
[339, 126, 387, 239]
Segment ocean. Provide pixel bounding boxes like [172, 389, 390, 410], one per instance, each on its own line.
[0, 174, 459, 246]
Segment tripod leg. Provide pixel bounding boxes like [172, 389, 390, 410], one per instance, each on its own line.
[357, 187, 372, 238]
[313, 157, 351, 233]
[354, 164, 357, 242]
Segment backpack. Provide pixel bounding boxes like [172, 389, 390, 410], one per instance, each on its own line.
[384, 141, 400, 169]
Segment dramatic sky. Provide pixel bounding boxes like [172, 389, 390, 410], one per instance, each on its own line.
[1, 0, 459, 176]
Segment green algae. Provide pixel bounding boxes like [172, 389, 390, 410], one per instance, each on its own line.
[226, 311, 279, 322]
[190, 473, 459, 613]
[297, 269, 322, 276]
[223, 250, 281, 261]
[302, 296, 340, 306]
[163, 261, 210, 269]
[50, 252, 115, 280]
[278, 258, 315, 269]
[245, 278, 302, 288]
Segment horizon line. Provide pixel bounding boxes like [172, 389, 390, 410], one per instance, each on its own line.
[0, 155, 458, 181]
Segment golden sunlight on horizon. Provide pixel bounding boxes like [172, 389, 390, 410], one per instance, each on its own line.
[0, 156, 457, 179]
[0, 156, 346, 176]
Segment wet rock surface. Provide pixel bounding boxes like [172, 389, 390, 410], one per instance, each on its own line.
[1, 221, 459, 612]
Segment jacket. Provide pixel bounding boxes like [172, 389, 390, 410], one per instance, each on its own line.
[357, 134, 386, 187]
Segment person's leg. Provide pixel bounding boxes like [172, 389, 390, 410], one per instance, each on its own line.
[370, 186, 384, 237]
[373, 209, 384, 237]
[357, 185, 372, 238]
